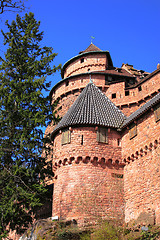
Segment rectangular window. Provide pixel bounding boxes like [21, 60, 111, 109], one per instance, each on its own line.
[97, 127, 108, 144]
[65, 81, 69, 86]
[129, 123, 137, 139]
[138, 86, 142, 91]
[61, 129, 71, 145]
[154, 103, 160, 122]
[112, 93, 116, 99]
[125, 90, 130, 96]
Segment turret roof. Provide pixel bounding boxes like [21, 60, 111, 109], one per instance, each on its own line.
[51, 82, 126, 138]
[61, 44, 113, 78]
[79, 43, 102, 54]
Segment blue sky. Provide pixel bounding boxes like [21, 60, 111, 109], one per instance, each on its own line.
[0, 0, 160, 89]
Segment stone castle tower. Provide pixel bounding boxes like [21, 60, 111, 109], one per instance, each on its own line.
[46, 44, 160, 225]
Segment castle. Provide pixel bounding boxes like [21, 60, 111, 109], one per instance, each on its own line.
[45, 43, 160, 225]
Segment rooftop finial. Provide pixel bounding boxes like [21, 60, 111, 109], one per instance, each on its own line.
[91, 36, 95, 44]
[89, 74, 93, 83]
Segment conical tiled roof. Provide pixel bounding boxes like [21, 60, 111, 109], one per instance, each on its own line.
[51, 83, 126, 138]
[79, 43, 102, 54]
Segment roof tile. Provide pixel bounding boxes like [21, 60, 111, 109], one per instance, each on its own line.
[79, 43, 102, 54]
[121, 92, 160, 128]
[51, 82, 126, 138]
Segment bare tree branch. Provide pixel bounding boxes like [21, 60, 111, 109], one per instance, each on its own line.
[0, 0, 26, 14]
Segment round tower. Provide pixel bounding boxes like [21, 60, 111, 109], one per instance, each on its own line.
[51, 82, 125, 224]
[50, 44, 139, 122]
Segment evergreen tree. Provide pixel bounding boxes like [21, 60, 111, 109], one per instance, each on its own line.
[0, 12, 60, 238]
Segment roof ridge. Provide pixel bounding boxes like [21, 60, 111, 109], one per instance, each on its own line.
[121, 92, 160, 128]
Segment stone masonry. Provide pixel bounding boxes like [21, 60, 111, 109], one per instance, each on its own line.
[46, 43, 160, 225]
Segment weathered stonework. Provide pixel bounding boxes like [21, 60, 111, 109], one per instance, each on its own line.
[45, 43, 160, 226]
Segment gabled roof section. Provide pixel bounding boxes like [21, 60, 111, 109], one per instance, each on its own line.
[79, 43, 102, 54]
[51, 83, 126, 138]
[122, 63, 150, 81]
[121, 92, 160, 128]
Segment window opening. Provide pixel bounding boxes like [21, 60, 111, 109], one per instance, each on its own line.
[154, 103, 160, 122]
[138, 86, 142, 91]
[129, 123, 137, 139]
[61, 129, 71, 145]
[80, 58, 84, 63]
[66, 81, 69, 86]
[97, 127, 108, 144]
[117, 139, 120, 146]
[125, 90, 130, 96]
[105, 76, 107, 85]
[81, 135, 83, 145]
[112, 93, 116, 99]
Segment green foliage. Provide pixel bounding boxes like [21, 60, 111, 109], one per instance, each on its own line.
[0, 12, 60, 238]
[91, 221, 120, 240]
[138, 226, 160, 240]
[9, 217, 160, 240]
[80, 232, 91, 240]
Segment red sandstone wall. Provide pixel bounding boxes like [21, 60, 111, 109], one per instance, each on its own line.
[64, 53, 107, 78]
[121, 110, 160, 224]
[52, 127, 124, 224]
[53, 127, 122, 165]
[51, 72, 160, 119]
[124, 150, 160, 225]
[48, 51, 160, 225]
[121, 111, 160, 159]
[53, 162, 124, 225]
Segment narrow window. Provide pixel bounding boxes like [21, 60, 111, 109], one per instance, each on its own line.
[66, 81, 69, 86]
[61, 129, 71, 145]
[129, 123, 137, 139]
[81, 135, 83, 145]
[138, 86, 142, 91]
[117, 138, 120, 146]
[80, 58, 84, 63]
[125, 90, 130, 96]
[105, 76, 108, 85]
[97, 127, 108, 144]
[112, 93, 116, 99]
[154, 103, 160, 122]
